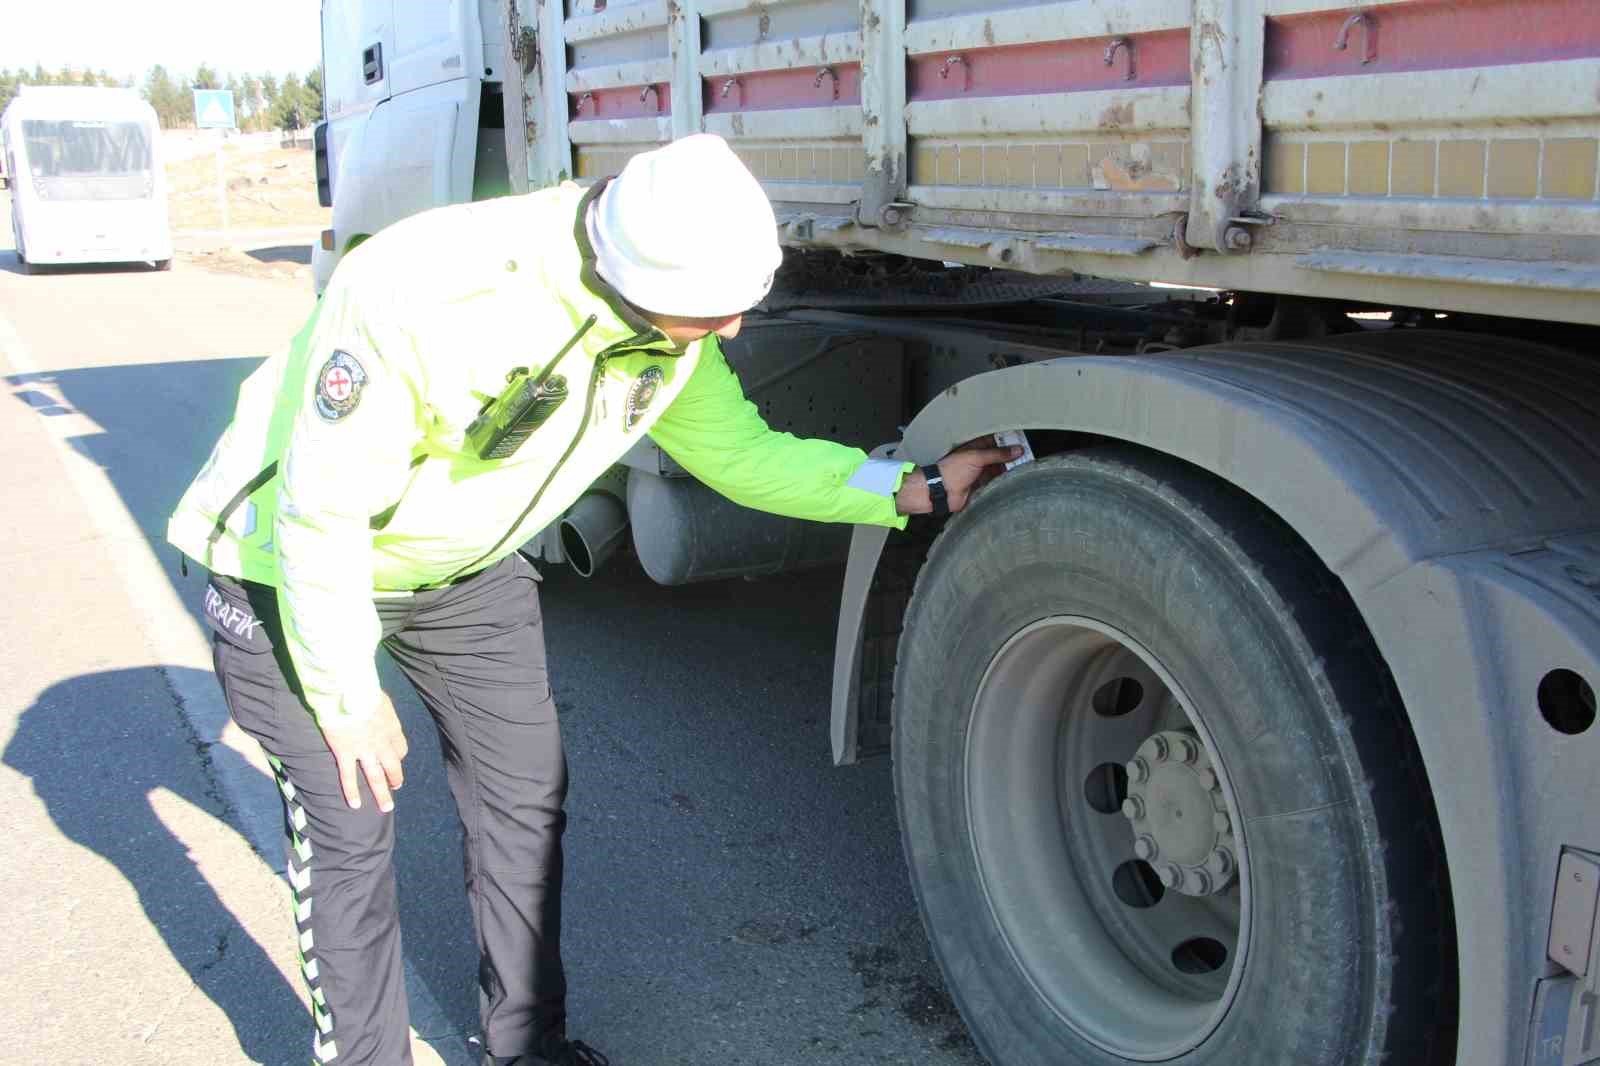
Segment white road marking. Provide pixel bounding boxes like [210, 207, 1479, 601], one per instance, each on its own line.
[0, 307, 470, 1066]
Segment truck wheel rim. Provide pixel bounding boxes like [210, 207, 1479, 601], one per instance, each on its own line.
[964, 616, 1250, 1060]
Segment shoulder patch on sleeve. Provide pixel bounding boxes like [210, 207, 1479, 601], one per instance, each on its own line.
[624, 365, 665, 430]
[314, 350, 368, 422]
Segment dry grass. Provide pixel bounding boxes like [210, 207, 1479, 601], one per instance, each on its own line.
[166, 145, 329, 231]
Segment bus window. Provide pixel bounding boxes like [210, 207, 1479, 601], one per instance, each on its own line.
[22, 120, 154, 200]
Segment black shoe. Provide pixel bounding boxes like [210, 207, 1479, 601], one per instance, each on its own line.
[481, 1035, 610, 1066]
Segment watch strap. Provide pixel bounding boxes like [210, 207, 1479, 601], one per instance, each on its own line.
[922, 464, 949, 517]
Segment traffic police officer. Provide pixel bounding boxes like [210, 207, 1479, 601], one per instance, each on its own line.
[168, 134, 1014, 1066]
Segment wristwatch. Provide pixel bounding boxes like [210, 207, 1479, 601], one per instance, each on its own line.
[921, 464, 949, 517]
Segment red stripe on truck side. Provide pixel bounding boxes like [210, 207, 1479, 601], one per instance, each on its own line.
[570, 83, 672, 122]
[906, 30, 1190, 103]
[702, 63, 862, 114]
[1265, 0, 1600, 81]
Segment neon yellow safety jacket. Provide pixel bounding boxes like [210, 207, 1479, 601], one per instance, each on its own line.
[168, 181, 911, 725]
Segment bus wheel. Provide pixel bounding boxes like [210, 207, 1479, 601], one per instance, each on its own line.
[892, 447, 1455, 1066]
[14, 223, 33, 274]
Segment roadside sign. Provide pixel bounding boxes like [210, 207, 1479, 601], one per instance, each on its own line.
[193, 89, 236, 129]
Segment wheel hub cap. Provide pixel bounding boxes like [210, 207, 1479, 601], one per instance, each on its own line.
[1123, 730, 1238, 896]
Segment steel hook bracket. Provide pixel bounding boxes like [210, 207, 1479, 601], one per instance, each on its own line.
[1104, 37, 1136, 81]
[814, 65, 840, 100]
[939, 54, 971, 92]
[1334, 11, 1377, 65]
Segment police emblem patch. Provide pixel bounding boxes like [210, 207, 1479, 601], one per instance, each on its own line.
[624, 366, 664, 430]
[314, 350, 368, 422]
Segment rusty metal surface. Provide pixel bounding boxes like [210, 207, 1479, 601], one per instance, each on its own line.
[1296, 250, 1600, 294]
[761, 259, 1120, 310]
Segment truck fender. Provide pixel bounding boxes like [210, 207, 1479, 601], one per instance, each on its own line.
[832, 332, 1600, 1066]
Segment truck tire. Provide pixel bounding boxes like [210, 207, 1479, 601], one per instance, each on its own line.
[893, 448, 1454, 1066]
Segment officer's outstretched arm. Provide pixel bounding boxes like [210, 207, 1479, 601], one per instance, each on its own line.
[648, 337, 910, 528]
[272, 283, 423, 780]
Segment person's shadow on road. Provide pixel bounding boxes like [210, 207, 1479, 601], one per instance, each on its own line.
[5, 666, 305, 1065]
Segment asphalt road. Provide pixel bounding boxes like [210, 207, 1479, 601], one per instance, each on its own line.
[0, 219, 982, 1066]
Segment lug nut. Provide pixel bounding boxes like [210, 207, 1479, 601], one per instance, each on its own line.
[1196, 768, 1218, 790]
[1188, 868, 1214, 894]
[1175, 736, 1198, 764]
[1213, 811, 1232, 835]
[1126, 756, 1150, 784]
[1121, 796, 1146, 821]
[1149, 735, 1171, 762]
[1133, 835, 1158, 861]
[1207, 846, 1235, 879]
[1157, 863, 1181, 889]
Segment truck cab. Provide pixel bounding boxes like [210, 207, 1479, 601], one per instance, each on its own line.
[313, 0, 510, 292]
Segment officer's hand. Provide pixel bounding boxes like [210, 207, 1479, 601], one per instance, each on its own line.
[895, 444, 1021, 516]
[318, 692, 409, 813]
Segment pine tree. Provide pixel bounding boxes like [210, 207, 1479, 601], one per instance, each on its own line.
[259, 73, 281, 132]
[240, 73, 263, 130]
[194, 64, 221, 91]
[261, 72, 279, 105]
[303, 66, 325, 123]
[273, 72, 306, 131]
[142, 65, 185, 129]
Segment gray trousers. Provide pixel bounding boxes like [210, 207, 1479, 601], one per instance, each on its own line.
[205, 552, 567, 1065]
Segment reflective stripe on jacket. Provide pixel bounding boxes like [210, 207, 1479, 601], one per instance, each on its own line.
[168, 181, 908, 724]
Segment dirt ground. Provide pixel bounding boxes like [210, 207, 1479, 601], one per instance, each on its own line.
[166, 144, 328, 231]
[167, 144, 326, 286]
[178, 244, 313, 285]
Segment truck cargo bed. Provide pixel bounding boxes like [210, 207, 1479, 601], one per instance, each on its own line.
[509, 0, 1600, 324]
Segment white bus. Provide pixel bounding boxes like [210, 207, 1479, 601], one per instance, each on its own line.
[2, 85, 172, 273]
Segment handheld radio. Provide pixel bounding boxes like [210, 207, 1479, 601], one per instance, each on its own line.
[464, 314, 597, 460]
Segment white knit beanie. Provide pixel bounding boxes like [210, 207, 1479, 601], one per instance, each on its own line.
[587, 134, 781, 318]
